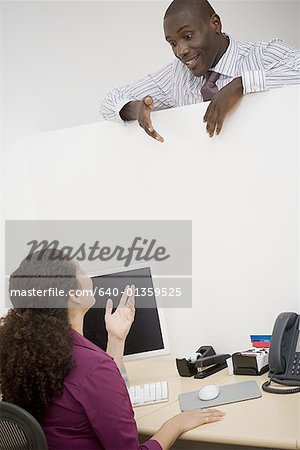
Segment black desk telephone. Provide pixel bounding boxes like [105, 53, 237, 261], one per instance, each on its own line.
[262, 312, 300, 394]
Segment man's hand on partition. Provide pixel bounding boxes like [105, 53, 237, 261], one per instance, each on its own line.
[138, 96, 164, 142]
[120, 96, 164, 142]
[203, 77, 243, 137]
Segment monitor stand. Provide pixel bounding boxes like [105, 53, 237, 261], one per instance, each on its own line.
[120, 361, 130, 387]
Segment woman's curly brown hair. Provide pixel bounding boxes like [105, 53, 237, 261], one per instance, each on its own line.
[0, 249, 80, 422]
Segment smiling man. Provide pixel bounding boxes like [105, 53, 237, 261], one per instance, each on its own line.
[99, 0, 300, 139]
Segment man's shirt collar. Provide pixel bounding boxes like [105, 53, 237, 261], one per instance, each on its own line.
[213, 34, 238, 78]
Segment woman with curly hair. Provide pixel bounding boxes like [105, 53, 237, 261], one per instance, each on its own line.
[0, 249, 225, 450]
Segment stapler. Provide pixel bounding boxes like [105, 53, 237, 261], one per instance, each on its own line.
[176, 346, 231, 379]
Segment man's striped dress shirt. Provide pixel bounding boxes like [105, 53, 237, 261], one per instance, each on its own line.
[99, 36, 300, 122]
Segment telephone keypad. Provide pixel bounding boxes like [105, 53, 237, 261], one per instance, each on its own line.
[289, 353, 300, 377]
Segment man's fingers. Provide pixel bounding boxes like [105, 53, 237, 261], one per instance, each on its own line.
[140, 112, 164, 142]
[203, 99, 226, 137]
[203, 103, 217, 136]
[204, 106, 225, 137]
[141, 108, 154, 132]
[143, 117, 164, 142]
[206, 117, 217, 137]
[143, 95, 154, 110]
[216, 116, 225, 135]
[203, 104, 210, 123]
[207, 113, 225, 137]
[145, 127, 164, 142]
[138, 97, 164, 142]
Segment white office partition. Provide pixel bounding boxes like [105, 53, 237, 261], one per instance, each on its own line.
[5, 85, 300, 356]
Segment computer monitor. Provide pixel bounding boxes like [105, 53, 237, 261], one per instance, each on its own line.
[83, 266, 169, 361]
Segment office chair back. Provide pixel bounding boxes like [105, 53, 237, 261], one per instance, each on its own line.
[0, 401, 48, 450]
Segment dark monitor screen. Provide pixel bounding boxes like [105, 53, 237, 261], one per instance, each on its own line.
[83, 267, 169, 360]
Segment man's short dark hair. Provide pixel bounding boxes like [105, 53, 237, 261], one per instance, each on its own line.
[164, 0, 215, 21]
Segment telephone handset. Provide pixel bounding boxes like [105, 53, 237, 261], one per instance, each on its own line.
[262, 312, 300, 394]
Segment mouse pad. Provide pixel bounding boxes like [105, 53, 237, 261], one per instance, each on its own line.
[178, 380, 261, 411]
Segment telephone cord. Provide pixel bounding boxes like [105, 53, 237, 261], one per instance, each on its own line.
[262, 375, 300, 394]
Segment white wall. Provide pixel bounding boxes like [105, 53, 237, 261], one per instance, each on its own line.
[5, 87, 300, 356]
[3, 1, 300, 154]
[1, 3, 6, 318]
[2, 2, 300, 351]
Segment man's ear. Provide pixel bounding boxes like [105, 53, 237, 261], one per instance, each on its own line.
[209, 14, 222, 34]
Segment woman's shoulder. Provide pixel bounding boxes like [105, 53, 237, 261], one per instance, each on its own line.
[67, 330, 116, 387]
[71, 329, 112, 362]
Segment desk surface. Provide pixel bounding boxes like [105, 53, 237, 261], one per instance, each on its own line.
[125, 357, 300, 449]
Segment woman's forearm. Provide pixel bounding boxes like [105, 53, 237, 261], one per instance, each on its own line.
[106, 335, 125, 371]
[151, 415, 183, 450]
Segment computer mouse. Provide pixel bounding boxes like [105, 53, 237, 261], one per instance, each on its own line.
[198, 384, 220, 401]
